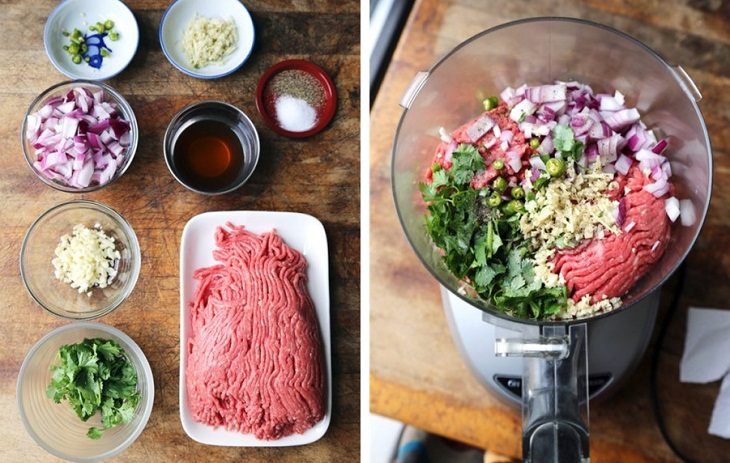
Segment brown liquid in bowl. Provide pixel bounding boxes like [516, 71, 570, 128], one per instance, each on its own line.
[173, 120, 244, 192]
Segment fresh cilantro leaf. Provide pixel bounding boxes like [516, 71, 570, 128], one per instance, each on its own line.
[95, 340, 122, 361]
[431, 169, 448, 188]
[552, 124, 585, 161]
[87, 427, 104, 439]
[420, 138, 569, 319]
[450, 144, 484, 185]
[552, 124, 575, 153]
[474, 265, 497, 288]
[47, 338, 140, 439]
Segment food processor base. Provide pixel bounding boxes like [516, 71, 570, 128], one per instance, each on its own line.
[442, 286, 660, 407]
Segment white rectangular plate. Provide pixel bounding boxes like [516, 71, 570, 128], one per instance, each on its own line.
[179, 211, 331, 446]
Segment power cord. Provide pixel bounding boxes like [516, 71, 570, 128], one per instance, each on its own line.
[649, 263, 699, 463]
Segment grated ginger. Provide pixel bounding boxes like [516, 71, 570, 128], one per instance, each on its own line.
[520, 162, 620, 250]
[522, 162, 624, 318]
[182, 14, 237, 69]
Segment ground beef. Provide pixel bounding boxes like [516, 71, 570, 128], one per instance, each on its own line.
[553, 166, 670, 303]
[429, 104, 532, 188]
[186, 223, 325, 440]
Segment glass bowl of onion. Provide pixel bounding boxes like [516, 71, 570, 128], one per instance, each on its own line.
[20, 199, 141, 320]
[21, 80, 138, 193]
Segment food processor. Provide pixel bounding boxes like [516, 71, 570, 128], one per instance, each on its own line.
[391, 18, 712, 462]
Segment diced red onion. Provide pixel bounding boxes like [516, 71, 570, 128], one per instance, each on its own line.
[679, 199, 696, 226]
[529, 156, 547, 171]
[537, 136, 554, 155]
[57, 101, 76, 114]
[506, 150, 522, 173]
[509, 99, 537, 122]
[119, 131, 131, 147]
[602, 108, 640, 131]
[585, 143, 598, 162]
[652, 139, 668, 154]
[525, 84, 567, 103]
[664, 197, 680, 222]
[644, 176, 669, 197]
[597, 134, 623, 163]
[100, 128, 114, 145]
[624, 221, 636, 232]
[61, 117, 79, 138]
[438, 127, 452, 143]
[636, 149, 666, 171]
[662, 161, 672, 178]
[466, 114, 495, 142]
[616, 198, 627, 226]
[614, 154, 632, 175]
[444, 140, 457, 162]
[26, 85, 132, 189]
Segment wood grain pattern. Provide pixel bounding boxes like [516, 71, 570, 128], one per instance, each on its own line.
[370, 0, 730, 461]
[0, 1, 359, 462]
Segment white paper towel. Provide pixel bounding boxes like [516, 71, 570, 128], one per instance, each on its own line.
[709, 374, 730, 439]
[680, 307, 730, 438]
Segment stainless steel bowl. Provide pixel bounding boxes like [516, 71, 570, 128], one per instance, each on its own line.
[163, 101, 260, 195]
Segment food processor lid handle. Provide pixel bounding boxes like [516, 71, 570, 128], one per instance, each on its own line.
[670, 65, 702, 103]
[399, 71, 429, 109]
[496, 323, 590, 463]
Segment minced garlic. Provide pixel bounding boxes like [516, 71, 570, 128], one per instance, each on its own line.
[52, 224, 120, 296]
[182, 14, 237, 69]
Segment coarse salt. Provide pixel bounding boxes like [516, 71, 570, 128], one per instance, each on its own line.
[274, 95, 317, 132]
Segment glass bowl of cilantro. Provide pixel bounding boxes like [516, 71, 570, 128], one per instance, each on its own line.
[17, 322, 153, 462]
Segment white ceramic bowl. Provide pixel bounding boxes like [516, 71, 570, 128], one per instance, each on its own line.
[159, 0, 256, 79]
[44, 0, 139, 81]
[179, 211, 331, 446]
[17, 322, 154, 462]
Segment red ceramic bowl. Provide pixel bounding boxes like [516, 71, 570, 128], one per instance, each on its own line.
[255, 59, 337, 138]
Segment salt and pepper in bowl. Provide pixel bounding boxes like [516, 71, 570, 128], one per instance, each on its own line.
[256, 59, 337, 138]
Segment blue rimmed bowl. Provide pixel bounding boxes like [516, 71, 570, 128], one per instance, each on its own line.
[159, 0, 256, 79]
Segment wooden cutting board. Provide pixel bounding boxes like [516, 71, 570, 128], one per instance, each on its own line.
[370, 0, 730, 462]
[0, 1, 360, 462]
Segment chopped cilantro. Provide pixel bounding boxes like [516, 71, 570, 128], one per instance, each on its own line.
[420, 143, 568, 319]
[47, 338, 140, 439]
[552, 124, 585, 161]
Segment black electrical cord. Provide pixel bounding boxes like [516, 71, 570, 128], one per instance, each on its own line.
[649, 263, 699, 463]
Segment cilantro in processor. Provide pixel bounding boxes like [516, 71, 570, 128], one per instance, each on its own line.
[420, 144, 568, 319]
[46, 338, 140, 439]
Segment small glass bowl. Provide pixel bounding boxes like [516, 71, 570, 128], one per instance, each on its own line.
[20, 200, 141, 320]
[21, 80, 138, 193]
[17, 322, 154, 462]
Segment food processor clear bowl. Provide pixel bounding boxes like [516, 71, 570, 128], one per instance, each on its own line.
[392, 17, 711, 326]
[391, 17, 712, 462]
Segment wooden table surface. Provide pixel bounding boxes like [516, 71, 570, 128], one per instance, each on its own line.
[370, 1, 730, 462]
[0, 1, 359, 462]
